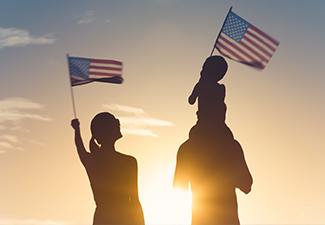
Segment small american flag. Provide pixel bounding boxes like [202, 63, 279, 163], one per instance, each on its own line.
[68, 56, 123, 86]
[215, 11, 279, 69]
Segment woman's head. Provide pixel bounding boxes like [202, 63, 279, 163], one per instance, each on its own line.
[201, 56, 228, 81]
[90, 112, 122, 145]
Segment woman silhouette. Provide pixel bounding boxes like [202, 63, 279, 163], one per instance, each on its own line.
[71, 112, 145, 225]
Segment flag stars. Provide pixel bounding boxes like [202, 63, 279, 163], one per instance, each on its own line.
[69, 58, 90, 79]
[222, 11, 250, 42]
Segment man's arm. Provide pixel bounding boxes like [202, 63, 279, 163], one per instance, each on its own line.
[232, 140, 253, 194]
[71, 119, 89, 163]
[173, 141, 190, 191]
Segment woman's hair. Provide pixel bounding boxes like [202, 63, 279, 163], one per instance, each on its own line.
[90, 112, 117, 143]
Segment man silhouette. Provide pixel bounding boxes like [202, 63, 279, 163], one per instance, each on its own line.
[173, 56, 253, 224]
[71, 112, 144, 225]
[173, 137, 252, 224]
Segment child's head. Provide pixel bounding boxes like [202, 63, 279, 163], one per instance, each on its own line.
[201, 56, 228, 81]
[91, 112, 122, 145]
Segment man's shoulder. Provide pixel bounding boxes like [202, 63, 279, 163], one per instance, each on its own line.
[178, 140, 190, 152]
[177, 140, 196, 159]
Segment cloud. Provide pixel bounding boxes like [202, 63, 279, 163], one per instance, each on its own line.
[119, 117, 173, 127]
[0, 97, 43, 110]
[102, 104, 173, 137]
[0, 27, 55, 49]
[122, 129, 159, 138]
[0, 141, 13, 149]
[0, 97, 51, 153]
[0, 140, 23, 154]
[76, 10, 97, 24]
[0, 134, 19, 143]
[104, 104, 146, 116]
[0, 135, 15, 152]
[75, 10, 114, 25]
[0, 138, 23, 153]
[0, 97, 51, 123]
[30, 139, 46, 147]
[0, 218, 70, 225]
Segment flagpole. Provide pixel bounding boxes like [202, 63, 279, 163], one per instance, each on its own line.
[210, 6, 233, 57]
[66, 54, 77, 118]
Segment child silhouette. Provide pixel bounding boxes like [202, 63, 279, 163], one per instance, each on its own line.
[189, 55, 233, 141]
[71, 112, 144, 225]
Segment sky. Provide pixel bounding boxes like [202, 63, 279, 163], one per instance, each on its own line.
[0, 0, 324, 224]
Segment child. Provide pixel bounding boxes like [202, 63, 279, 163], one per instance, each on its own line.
[188, 56, 233, 141]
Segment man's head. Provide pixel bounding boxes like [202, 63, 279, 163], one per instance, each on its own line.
[91, 112, 122, 145]
[201, 56, 228, 82]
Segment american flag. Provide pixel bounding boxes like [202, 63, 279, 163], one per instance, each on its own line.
[215, 11, 279, 69]
[68, 56, 123, 86]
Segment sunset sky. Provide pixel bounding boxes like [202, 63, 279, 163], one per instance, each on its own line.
[0, 0, 324, 224]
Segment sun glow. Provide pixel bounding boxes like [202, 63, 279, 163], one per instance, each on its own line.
[142, 167, 192, 225]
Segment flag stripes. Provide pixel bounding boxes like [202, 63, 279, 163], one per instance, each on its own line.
[215, 11, 279, 69]
[89, 66, 122, 71]
[69, 56, 123, 86]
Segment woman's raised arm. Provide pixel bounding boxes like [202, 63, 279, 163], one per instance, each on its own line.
[71, 119, 89, 163]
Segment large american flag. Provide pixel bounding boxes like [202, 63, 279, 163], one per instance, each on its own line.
[68, 56, 123, 86]
[215, 11, 279, 69]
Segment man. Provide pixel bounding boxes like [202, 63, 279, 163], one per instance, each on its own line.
[173, 56, 253, 224]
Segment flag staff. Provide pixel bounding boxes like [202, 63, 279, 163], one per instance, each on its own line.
[66, 54, 77, 118]
[209, 6, 233, 57]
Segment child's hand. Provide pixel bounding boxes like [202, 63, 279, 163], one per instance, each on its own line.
[71, 119, 80, 130]
[188, 94, 196, 105]
[188, 83, 199, 105]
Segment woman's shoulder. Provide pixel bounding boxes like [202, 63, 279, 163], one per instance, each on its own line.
[117, 151, 138, 164]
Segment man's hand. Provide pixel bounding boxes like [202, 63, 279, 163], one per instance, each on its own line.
[71, 119, 80, 130]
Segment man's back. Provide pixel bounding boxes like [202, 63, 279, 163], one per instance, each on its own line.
[173, 137, 252, 224]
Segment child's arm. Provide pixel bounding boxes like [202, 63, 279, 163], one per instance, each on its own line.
[188, 83, 200, 105]
[220, 84, 226, 102]
[71, 119, 89, 163]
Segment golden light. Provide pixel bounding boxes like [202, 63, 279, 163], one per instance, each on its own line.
[141, 166, 192, 225]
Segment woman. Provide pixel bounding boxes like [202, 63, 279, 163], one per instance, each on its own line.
[71, 112, 145, 225]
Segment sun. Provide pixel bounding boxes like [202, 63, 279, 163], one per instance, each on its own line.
[141, 166, 192, 225]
